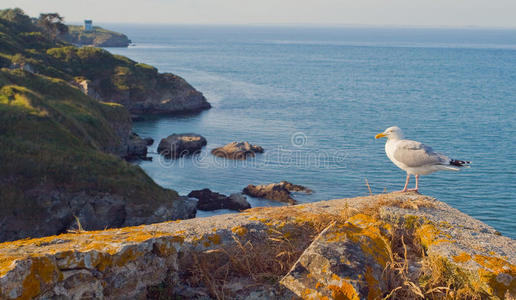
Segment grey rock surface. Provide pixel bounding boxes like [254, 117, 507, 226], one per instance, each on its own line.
[211, 141, 264, 160]
[188, 189, 251, 211]
[243, 181, 312, 204]
[0, 193, 514, 299]
[157, 133, 207, 158]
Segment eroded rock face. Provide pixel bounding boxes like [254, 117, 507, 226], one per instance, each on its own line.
[157, 133, 207, 158]
[188, 189, 251, 211]
[0, 191, 197, 242]
[76, 79, 102, 100]
[243, 181, 312, 205]
[75, 74, 211, 115]
[113, 74, 211, 115]
[211, 142, 264, 160]
[124, 132, 151, 160]
[0, 194, 514, 300]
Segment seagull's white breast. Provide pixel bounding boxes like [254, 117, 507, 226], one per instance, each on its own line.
[385, 140, 408, 171]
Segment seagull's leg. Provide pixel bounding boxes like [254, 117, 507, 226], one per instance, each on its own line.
[399, 174, 410, 192]
[407, 174, 419, 192]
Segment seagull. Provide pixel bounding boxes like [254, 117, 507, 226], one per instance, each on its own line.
[375, 126, 470, 192]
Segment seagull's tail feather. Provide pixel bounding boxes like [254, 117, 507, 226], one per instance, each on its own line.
[450, 159, 471, 168]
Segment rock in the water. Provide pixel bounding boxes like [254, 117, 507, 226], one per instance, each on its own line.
[125, 132, 151, 160]
[188, 189, 251, 211]
[228, 193, 251, 210]
[157, 133, 207, 158]
[211, 141, 264, 160]
[243, 181, 312, 205]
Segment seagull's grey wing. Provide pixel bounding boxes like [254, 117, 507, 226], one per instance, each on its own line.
[393, 140, 448, 167]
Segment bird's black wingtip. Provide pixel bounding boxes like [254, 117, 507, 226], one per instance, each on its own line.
[450, 159, 471, 167]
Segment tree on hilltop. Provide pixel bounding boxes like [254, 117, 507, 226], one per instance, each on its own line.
[0, 8, 34, 31]
[37, 13, 68, 41]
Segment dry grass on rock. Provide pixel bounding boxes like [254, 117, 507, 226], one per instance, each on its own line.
[148, 194, 497, 300]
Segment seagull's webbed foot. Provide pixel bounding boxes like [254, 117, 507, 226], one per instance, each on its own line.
[393, 188, 418, 193]
[393, 174, 420, 193]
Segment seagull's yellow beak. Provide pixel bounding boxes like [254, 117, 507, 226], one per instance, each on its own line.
[375, 132, 386, 139]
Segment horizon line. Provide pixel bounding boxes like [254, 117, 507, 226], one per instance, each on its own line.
[64, 21, 516, 30]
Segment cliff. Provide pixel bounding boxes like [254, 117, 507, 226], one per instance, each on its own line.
[59, 25, 131, 47]
[1, 9, 210, 116]
[0, 193, 514, 299]
[0, 9, 203, 242]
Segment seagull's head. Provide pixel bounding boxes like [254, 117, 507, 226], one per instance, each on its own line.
[375, 126, 404, 140]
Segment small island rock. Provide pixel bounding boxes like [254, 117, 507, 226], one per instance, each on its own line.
[243, 181, 312, 205]
[157, 134, 207, 158]
[188, 189, 251, 211]
[211, 141, 264, 160]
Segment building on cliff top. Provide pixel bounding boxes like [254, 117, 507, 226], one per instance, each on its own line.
[84, 19, 92, 31]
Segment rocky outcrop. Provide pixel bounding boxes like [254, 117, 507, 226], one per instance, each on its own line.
[0, 189, 197, 242]
[76, 79, 102, 100]
[243, 181, 312, 204]
[188, 189, 251, 211]
[75, 74, 211, 115]
[125, 132, 152, 161]
[0, 193, 514, 299]
[157, 133, 207, 158]
[119, 73, 211, 115]
[211, 142, 264, 160]
[59, 25, 131, 47]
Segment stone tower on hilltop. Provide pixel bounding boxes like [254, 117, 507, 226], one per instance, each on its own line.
[84, 20, 92, 31]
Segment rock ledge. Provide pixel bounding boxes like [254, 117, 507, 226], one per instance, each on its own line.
[0, 193, 514, 299]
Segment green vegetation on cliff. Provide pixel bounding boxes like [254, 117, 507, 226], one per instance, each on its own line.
[0, 13, 159, 105]
[0, 8, 188, 242]
[0, 9, 210, 115]
[59, 25, 131, 47]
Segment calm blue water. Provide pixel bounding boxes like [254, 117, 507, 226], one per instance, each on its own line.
[105, 25, 516, 238]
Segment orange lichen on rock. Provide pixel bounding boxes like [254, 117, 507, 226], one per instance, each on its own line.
[453, 252, 472, 263]
[20, 256, 61, 300]
[364, 266, 381, 300]
[415, 223, 440, 249]
[0, 255, 24, 277]
[472, 254, 516, 298]
[328, 281, 360, 300]
[327, 214, 391, 267]
[473, 255, 516, 275]
[207, 233, 221, 245]
[231, 225, 248, 237]
[194, 233, 222, 248]
[113, 247, 140, 266]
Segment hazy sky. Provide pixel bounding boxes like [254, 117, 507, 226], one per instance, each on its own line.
[3, 0, 516, 27]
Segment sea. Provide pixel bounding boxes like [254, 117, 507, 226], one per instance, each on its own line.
[104, 25, 516, 238]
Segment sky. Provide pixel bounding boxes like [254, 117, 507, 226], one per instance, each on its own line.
[2, 0, 516, 28]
